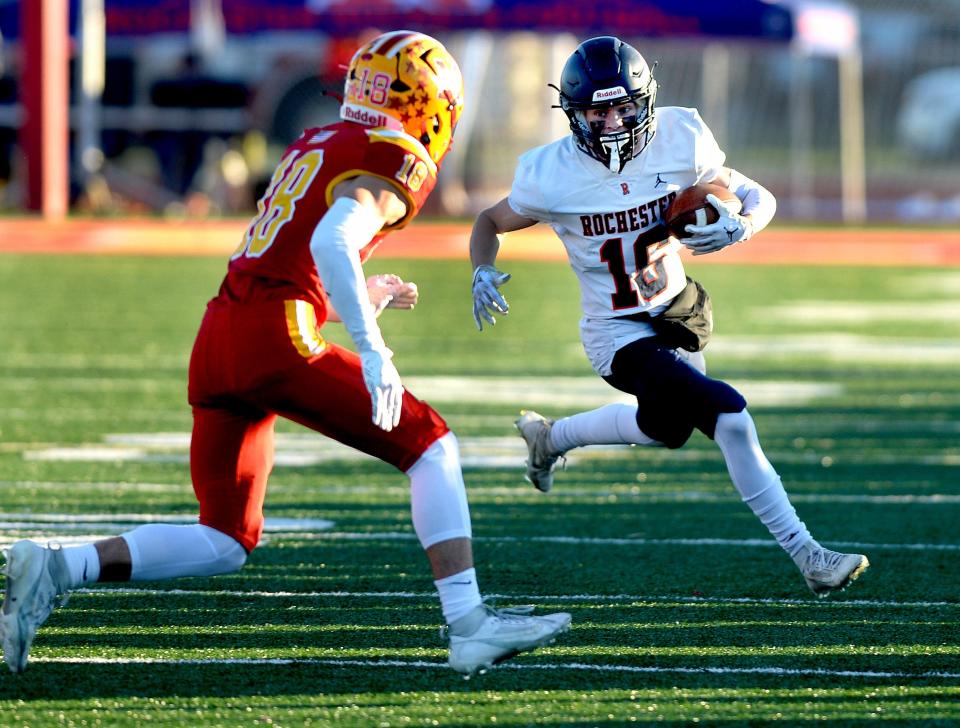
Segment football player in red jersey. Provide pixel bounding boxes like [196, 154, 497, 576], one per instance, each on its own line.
[2, 31, 569, 677]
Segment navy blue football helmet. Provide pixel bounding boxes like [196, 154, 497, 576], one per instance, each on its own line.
[557, 36, 658, 173]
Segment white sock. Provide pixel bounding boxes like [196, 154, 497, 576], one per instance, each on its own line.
[550, 403, 659, 453]
[407, 432, 472, 548]
[714, 409, 811, 557]
[434, 567, 482, 624]
[122, 523, 247, 580]
[60, 543, 101, 588]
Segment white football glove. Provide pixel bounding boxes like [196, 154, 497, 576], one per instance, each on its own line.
[472, 264, 511, 331]
[360, 347, 404, 432]
[684, 193, 753, 255]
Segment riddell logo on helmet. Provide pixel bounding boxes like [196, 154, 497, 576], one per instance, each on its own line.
[341, 103, 396, 129]
[592, 86, 627, 102]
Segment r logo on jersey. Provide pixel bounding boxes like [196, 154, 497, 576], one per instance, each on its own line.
[621, 182, 630, 196]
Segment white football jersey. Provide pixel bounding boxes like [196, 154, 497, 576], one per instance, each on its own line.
[507, 106, 726, 375]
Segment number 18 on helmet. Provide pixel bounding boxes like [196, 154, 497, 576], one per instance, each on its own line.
[341, 30, 464, 166]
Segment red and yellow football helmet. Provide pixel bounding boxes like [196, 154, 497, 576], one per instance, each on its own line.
[341, 30, 464, 165]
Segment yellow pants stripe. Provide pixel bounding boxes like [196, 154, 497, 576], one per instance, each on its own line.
[284, 300, 326, 358]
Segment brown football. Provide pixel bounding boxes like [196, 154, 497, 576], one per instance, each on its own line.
[664, 182, 742, 239]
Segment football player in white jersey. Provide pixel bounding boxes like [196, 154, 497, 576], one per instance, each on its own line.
[469, 36, 869, 598]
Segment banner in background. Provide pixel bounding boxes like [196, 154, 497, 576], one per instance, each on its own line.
[0, 0, 793, 41]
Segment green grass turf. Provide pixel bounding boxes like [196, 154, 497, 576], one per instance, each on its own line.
[0, 254, 958, 726]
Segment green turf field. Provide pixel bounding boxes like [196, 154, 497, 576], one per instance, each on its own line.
[0, 254, 958, 726]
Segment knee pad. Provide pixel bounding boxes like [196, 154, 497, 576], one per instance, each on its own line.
[123, 523, 247, 581]
[408, 432, 472, 548]
[202, 524, 248, 572]
[715, 408, 753, 445]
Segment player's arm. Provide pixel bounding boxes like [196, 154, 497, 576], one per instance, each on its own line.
[470, 197, 538, 268]
[685, 167, 777, 255]
[712, 167, 777, 237]
[469, 197, 538, 330]
[309, 175, 408, 431]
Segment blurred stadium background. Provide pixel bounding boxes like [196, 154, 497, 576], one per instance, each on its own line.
[2, 0, 960, 225]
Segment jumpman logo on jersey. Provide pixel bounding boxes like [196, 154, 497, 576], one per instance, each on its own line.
[654, 173, 667, 187]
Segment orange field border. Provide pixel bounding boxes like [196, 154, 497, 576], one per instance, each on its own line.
[1, 218, 958, 265]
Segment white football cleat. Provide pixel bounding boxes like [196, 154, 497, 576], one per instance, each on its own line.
[515, 410, 566, 492]
[793, 541, 869, 598]
[446, 603, 571, 677]
[1, 540, 71, 673]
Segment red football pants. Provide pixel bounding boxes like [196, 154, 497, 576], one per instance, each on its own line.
[188, 298, 449, 552]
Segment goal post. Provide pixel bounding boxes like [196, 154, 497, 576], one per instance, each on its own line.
[22, 0, 69, 219]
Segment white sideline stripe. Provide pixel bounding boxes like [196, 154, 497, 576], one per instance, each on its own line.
[70, 587, 960, 610]
[30, 656, 960, 680]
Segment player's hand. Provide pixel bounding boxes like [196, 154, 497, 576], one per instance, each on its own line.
[360, 347, 404, 431]
[385, 279, 419, 309]
[472, 264, 511, 331]
[684, 193, 753, 255]
[367, 274, 419, 316]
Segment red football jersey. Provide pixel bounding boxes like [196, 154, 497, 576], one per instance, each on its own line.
[218, 121, 439, 321]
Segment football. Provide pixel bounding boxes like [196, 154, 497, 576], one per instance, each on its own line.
[664, 182, 742, 239]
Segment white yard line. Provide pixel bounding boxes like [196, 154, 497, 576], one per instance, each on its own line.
[0, 513, 333, 528]
[763, 301, 960, 323]
[2, 485, 960, 504]
[67, 587, 960, 610]
[29, 656, 960, 680]
[19, 427, 960, 467]
[0, 375, 844, 407]
[263, 531, 960, 553]
[1, 520, 956, 553]
[708, 334, 960, 364]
